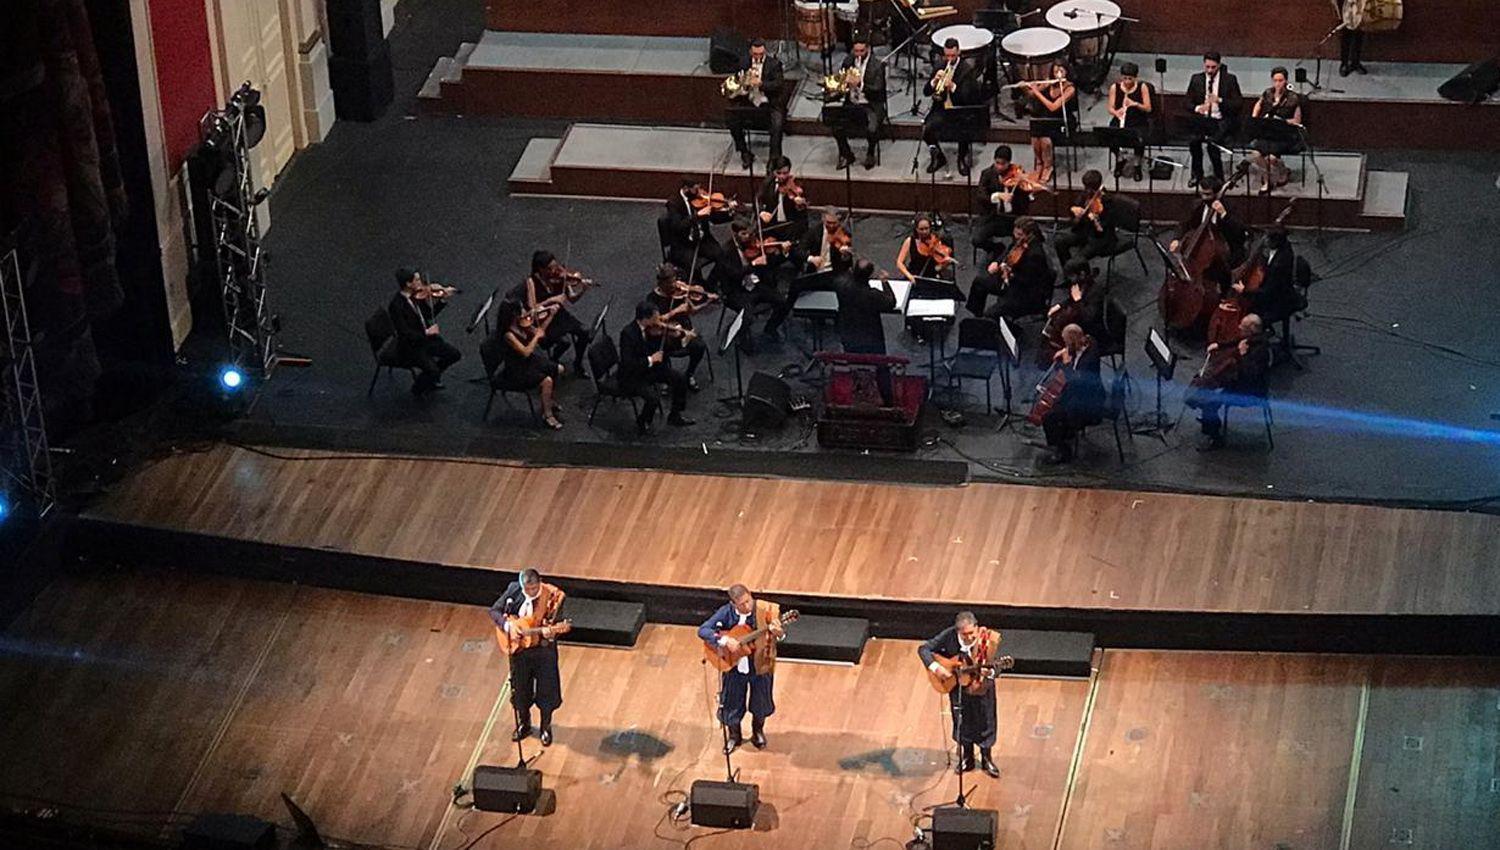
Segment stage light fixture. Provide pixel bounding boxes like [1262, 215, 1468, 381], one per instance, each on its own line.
[219, 366, 245, 391]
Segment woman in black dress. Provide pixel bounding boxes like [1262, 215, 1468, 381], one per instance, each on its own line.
[1022, 62, 1076, 184]
[1247, 67, 1304, 194]
[1105, 61, 1154, 180]
[499, 301, 565, 430]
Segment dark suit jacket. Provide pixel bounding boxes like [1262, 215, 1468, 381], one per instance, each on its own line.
[800, 224, 853, 275]
[1225, 337, 1272, 397]
[1248, 245, 1297, 320]
[662, 193, 709, 251]
[387, 292, 445, 354]
[1180, 201, 1248, 266]
[757, 177, 810, 233]
[925, 57, 983, 107]
[1185, 70, 1243, 128]
[738, 55, 786, 105]
[617, 320, 659, 388]
[1059, 344, 1106, 418]
[992, 241, 1052, 314]
[976, 166, 1033, 219]
[837, 275, 896, 353]
[840, 52, 888, 106]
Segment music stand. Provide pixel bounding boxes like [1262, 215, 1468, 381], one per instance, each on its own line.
[467, 287, 500, 335]
[725, 104, 773, 163]
[941, 104, 992, 214]
[908, 275, 962, 400]
[994, 315, 1020, 430]
[718, 308, 749, 407]
[821, 102, 870, 215]
[1242, 116, 1302, 192]
[1133, 325, 1175, 441]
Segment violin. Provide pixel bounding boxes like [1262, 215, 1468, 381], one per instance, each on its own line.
[743, 237, 793, 262]
[542, 266, 597, 299]
[778, 176, 808, 209]
[1081, 187, 1106, 233]
[999, 232, 1032, 283]
[915, 232, 954, 268]
[646, 316, 697, 341]
[1000, 163, 1049, 195]
[670, 280, 721, 305]
[690, 190, 740, 214]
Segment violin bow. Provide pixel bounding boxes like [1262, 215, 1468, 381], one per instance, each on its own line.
[686, 145, 734, 284]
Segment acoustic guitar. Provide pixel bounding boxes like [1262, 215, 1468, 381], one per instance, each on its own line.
[494, 615, 573, 656]
[926, 653, 1016, 694]
[702, 610, 800, 673]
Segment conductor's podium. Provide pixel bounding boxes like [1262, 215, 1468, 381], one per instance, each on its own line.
[815, 352, 927, 452]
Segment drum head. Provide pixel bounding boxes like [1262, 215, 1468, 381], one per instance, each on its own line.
[1001, 27, 1071, 58]
[1046, 0, 1122, 32]
[932, 24, 996, 52]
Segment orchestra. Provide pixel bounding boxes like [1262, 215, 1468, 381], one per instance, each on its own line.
[973, 145, 1037, 255]
[492, 300, 566, 430]
[896, 214, 956, 283]
[1105, 61, 1153, 180]
[1053, 169, 1115, 265]
[619, 300, 697, 434]
[1184, 51, 1244, 188]
[1021, 62, 1076, 184]
[520, 251, 595, 378]
[645, 263, 712, 389]
[1247, 67, 1304, 194]
[1185, 313, 1272, 449]
[967, 215, 1052, 322]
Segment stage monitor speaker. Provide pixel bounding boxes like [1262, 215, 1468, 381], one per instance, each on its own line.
[744, 372, 792, 430]
[689, 779, 759, 829]
[329, 51, 394, 122]
[182, 813, 276, 850]
[1437, 57, 1500, 103]
[931, 805, 997, 850]
[326, 0, 386, 61]
[710, 28, 747, 74]
[472, 765, 542, 813]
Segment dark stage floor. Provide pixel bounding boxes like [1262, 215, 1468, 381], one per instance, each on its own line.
[230, 0, 1500, 507]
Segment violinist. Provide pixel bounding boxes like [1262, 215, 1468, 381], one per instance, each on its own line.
[646, 263, 712, 388]
[1247, 67, 1303, 194]
[1022, 62, 1076, 184]
[973, 146, 1035, 255]
[896, 214, 956, 283]
[618, 301, 695, 435]
[522, 251, 593, 378]
[1185, 51, 1243, 188]
[387, 268, 462, 396]
[726, 39, 786, 170]
[830, 35, 887, 171]
[1106, 62, 1153, 180]
[922, 38, 983, 176]
[490, 300, 565, 430]
[1185, 313, 1270, 449]
[801, 207, 855, 277]
[717, 222, 792, 347]
[1170, 176, 1247, 289]
[1039, 323, 1104, 465]
[663, 177, 732, 282]
[757, 157, 810, 235]
[488, 569, 567, 746]
[1054, 170, 1116, 265]
[968, 216, 1052, 322]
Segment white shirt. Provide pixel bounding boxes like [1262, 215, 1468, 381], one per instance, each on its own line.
[517, 591, 537, 620]
[717, 611, 754, 674]
[1205, 73, 1222, 120]
[849, 55, 869, 105]
[818, 230, 834, 268]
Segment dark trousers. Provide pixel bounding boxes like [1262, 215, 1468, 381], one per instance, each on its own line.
[1108, 116, 1147, 162]
[669, 239, 727, 286]
[1189, 118, 1231, 179]
[972, 215, 1013, 256]
[967, 271, 1005, 317]
[726, 284, 790, 335]
[624, 364, 689, 424]
[719, 669, 775, 727]
[949, 685, 998, 750]
[832, 104, 884, 158]
[1340, 28, 1364, 67]
[665, 333, 707, 378]
[922, 110, 972, 163]
[1185, 386, 1225, 436]
[509, 643, 562, 725]
[1054, 226, 1114, 264]
[727, 106, 785, 160]
[544, 307, 590, 371]
[412, 336, 463, 390]
[1043, 409, 1092, 458]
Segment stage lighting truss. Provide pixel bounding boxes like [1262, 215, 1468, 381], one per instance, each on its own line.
[0, 242, 56, 519]
[200, 83, 276, 379]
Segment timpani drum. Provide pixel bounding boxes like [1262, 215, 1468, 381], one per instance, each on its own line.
[795, 0, 859, 52]
[931, 24, 996, 60]
[1045, 0, 1121, 84]
[1000, 27, 1071, 83]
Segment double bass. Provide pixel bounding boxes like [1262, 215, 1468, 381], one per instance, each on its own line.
[1206, 201, 1296, 346]
[1159, 162, 1250, 334]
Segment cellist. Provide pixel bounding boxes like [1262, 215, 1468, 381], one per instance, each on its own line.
[1038, 323, 1105, 465]
[1234, 225, 1297, 326]
[1185, 313, 1271, 449]
[1169, 176, 1248, 290]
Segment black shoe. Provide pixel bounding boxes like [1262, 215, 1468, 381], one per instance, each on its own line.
[512, 725, 532, 742]
[724, 726, 743, 754]
[540, 727, 553, 747]
[836, 153, 853, 170]
[1339, 62, 1351, 77]
[979, 755, 1001, 778]
[1040, 448, 1071, 466]
[637, 418, 654, 436]
[1197, 434, 1226, 451]
[863, 150, 877, 170]
[431, 380, 446, 390]
[1353, 62, 1369, 75]
[926, 151, 947, 174]
[1187, 176, 1200, 189]
[956, 756, 974, 774]
[668, 413, 696, 427]
[957, 156, 972, 177]
[751, 725, 767, 750]
[687, 376, 701, 393]
[740, 150, 754, 169]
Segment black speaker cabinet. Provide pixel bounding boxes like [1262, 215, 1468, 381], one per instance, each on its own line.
[689, 779, 759, 829]
[329, 50, 394, 122]
[744, 371, 791, 430]
[931, 805, 997, 850]
[472, 765, 542, 813]
[1437, 57, 1500, 104]
[709, 28, 747, 74]
[325, 0, 386, 61]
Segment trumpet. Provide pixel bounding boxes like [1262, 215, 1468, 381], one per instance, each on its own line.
[930, 64, 957, 105]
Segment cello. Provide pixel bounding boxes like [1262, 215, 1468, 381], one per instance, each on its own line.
[1159, 162, 1250, 335]
[1206, 201, 1296, 346]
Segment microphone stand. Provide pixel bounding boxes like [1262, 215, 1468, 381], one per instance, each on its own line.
[1292, 23, 1346, 93]
[504, 644, 534, 769]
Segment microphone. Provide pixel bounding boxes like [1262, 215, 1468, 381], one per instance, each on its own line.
[1063, 8, 1079, 18]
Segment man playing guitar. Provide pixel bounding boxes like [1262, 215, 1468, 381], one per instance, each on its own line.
[918, 611, 1009, 777]
[698, 584, 786, 753]
[488, 568, 569, 746]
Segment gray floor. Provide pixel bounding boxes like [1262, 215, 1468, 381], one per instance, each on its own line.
[241, 0, 1500, 509]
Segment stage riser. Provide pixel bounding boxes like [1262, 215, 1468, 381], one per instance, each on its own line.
[68, 519, 1500, 656]
[538, 163, 1396, 231]
[489, 0, 1491, 64]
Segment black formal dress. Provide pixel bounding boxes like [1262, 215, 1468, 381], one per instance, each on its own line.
[726, 55, 786, 160]
[1184, 69, 1243, 180]
[1107, 79, 1154, 161]
[972, 165, 1034, 254]
[1249, 89, 1303, 156]
[619, 319, 689, 426]
[1041, 343, 1105, 453]
[967, 238, 1052, 320]
[922, 58, 984, 165]
[387, 292, 462, 392]
[525, 274, 590, 373]
[830, 51, 888, 161]
[488, 580, 565, 728]
[917, 626, 1004, 757]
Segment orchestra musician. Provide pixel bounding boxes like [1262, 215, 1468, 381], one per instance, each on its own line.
[1042, 259, 1106, 354]
[1105, 61, 1154, 181]
[1184, 51, 1243, 188]
[1185, 313, 1271, 449]
[725, 39, 786, 170]
[1053, 169, 1116, 265]
[618, 300, 696, 435]
[387, 268, 461, 396]
[492, 300, 566, 430]
[973, 145, 1035, 255]
[1247, 67, 1304, 194]
[829, 35, 888, 171]
[1039, 323, 1104, 465]
[1170, 176, 1248, 290]
[922, 37, 983, 176]
[896, 214, 956, 283]
[1339, 0, 1370, 77]
[837, 259, 898, 405]
[1021, 62, 1076, 184]
[1234, 225, 1298, 326]
[757, 157, 810, 236]
[646, 263, 711, 389]
[698, 584, 785, 753]
[662, 177, 733, 283]
[715, 222, 792, 349]
[801, 207, 855, 277]
[488, 568, 567, 746]
[967, 215, 1052, 321]
[521, 251, 593, 378]
[918, 611, 1004, 777]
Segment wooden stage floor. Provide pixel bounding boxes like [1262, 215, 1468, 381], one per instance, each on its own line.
[88, 444, 1500, 617]
[1, 570, 1496, 850]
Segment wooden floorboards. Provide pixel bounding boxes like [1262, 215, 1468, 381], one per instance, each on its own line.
[2, 571, 1498, 850]
[89, 444, 1500, 616]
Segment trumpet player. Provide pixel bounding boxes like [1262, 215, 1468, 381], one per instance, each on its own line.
[830, 35, 887, 171]
[922, 38, 983, 176]
[725, 39, 786, 171]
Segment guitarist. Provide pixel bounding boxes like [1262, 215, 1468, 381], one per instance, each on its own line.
[918, 612, 1004, 778]
[698, 584, 784, 753]
[487, 569, 566, 746]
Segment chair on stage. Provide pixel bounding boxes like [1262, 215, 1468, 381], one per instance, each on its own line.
[363, 309, 419, 396]
[478, 332, 543, 425]
[655, 211, 674, 263]
[585, 332, 649, 427]
[1100, 195, 1149, 289]
[1221, 380, 1274, 450]
[1273, 255, 1321, 370]
[946, 317, 1003, 412]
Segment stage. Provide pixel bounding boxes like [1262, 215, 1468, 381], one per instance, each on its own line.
[0, 567, 1495, 850]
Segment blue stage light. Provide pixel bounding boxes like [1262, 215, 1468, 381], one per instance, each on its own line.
[0, 495, 9, 523]
[219, 366, 245, 391]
